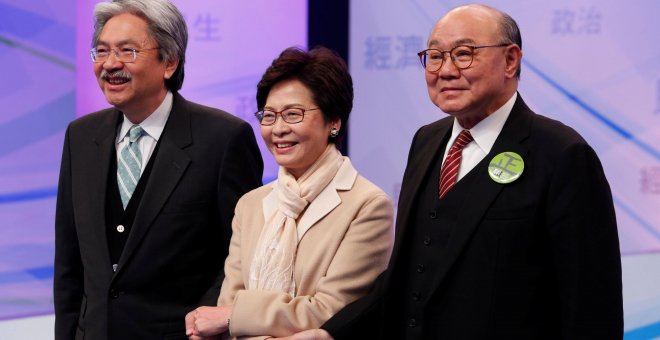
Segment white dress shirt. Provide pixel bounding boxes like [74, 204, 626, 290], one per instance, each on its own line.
[115, 91, 173, 174]
[442, 92, 517, 181]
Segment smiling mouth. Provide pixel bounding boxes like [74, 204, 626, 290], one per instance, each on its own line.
[276, 143, 296, 148]
[105, 77, 130, 85]
[101, 69, 132, 85]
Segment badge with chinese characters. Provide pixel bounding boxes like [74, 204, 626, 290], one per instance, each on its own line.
[488, 152, 524, 184]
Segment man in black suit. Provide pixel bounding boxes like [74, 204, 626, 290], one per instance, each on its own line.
[285, 4, 622, 340]
[53, 1, 262, 339]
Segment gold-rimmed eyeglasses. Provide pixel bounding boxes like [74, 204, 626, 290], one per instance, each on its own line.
[255, 107, 321, 126]
[417, 44, 511, 72]
[90, 47, 160, 63]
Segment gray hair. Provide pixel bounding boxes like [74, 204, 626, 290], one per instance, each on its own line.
[497, 10, 522, 78]
[92, 0, 188, 91]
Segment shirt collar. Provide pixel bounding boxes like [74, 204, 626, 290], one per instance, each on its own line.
[116, 91, 173, 143]
[451, 92, 517, 154]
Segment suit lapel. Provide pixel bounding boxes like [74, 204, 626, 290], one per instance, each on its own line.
[115, 94, 192, 270]
[425, 95, 533, 296]
[389, 119, 453, 269]
[262, 158, 358, 241]
[262, 182, 278, 222]
[73, 109, 122, 268]
[296, 158, 357, 240]
[84, 110, 121, 270]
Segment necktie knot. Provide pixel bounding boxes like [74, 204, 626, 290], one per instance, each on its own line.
[128, 125, 144, 143]
[451, 130, 473, 150]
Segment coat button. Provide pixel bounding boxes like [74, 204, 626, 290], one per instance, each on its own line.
[429, 211, 437, 219]
[116, 225, 125, 233]
[423, 236, 431, 245]
[411, 291, 420, 301]
[110, 289, 119, 299]
[417, 264, 425, 273]
[408, 318, 417, 327]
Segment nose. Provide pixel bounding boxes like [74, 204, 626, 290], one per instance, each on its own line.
[271, 116, 291, 136]
[102, 51, 124, 70]
[436, 54, 460, 79]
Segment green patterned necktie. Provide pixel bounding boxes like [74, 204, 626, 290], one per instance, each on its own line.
[117, 125, 144, 209]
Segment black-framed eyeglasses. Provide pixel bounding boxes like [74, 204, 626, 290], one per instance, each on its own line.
[90, 47, 160, 63]
[255, 107, 321, 126]
[417, 44, 511, 72]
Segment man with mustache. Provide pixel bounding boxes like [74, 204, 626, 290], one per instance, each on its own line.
[283, 4, 622, 340]
[53, 1, 262, 339]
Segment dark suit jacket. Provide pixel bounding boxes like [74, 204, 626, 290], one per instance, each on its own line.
[323, 95, 623, 339]
[54, 93, 263, 340]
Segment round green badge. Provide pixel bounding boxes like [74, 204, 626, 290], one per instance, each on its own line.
[488, 152, 524, 184]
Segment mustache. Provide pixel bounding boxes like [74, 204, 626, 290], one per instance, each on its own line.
[100, 69, 132, 81]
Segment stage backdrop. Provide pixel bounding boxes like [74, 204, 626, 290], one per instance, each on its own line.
[0, 0, 304, 325]
[347, 0, 660, 338]
[1, 0, 659, 339]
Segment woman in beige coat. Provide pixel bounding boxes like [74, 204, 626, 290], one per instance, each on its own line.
[185, 46, 394, 340]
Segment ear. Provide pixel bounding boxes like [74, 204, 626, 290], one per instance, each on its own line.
[504, 44, 522, 78]
[330, 117, 342, 132]
[163, 57, 180, 80]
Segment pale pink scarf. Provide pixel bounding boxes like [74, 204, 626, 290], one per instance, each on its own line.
[248, 145, 344, 297]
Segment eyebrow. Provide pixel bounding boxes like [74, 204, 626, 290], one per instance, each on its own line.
[428, 38, 477, 48]
[263, 103, 307, 111]
[95, 39, 141, 47]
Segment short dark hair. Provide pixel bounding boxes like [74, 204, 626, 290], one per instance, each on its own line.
[93, 0, 188, 91]
[256, 46, 353, 144]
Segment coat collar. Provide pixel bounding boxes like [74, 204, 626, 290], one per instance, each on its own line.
[262, 157, 358, 241]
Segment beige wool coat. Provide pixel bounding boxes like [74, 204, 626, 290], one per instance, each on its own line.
[218, 158, 394, 339]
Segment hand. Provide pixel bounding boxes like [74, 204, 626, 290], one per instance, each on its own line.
[271, 329, 333, 340]
[185, 305, 232, 338]
[187, 335, 221, 340]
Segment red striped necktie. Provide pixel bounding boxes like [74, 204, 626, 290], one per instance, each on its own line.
[439, 130, 473, 199]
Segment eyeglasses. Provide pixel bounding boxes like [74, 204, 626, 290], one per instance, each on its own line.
[255, 107, 320, 126]
[90, 47, 160, 63]
[417, 44, 511, 72]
